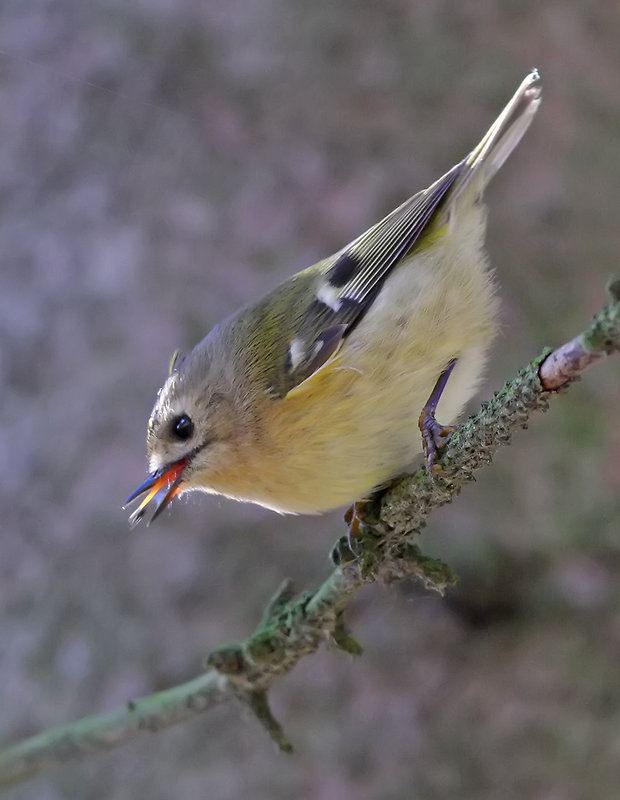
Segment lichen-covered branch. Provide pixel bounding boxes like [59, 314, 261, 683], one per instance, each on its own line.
[0, 280, 618, 790]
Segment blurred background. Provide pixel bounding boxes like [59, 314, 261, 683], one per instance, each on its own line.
[1, 1, 620, 798]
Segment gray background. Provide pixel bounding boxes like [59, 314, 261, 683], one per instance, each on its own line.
[1, 1, 620, 798]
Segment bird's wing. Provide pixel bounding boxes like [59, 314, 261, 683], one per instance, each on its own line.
[282, 161, 463, 397]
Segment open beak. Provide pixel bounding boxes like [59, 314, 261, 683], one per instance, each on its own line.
[124, 459, 186, 529]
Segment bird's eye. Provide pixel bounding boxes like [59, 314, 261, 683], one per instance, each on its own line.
[172, 415, 194, 441]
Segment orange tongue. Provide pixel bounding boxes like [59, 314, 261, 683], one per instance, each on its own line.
[125, 460, 186, 529]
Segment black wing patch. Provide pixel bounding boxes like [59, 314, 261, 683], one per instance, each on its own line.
[327, 252, 359, 287]
[282, 161, 464, 396]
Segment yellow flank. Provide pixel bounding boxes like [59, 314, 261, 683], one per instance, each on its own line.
[411, 221, 450, 253]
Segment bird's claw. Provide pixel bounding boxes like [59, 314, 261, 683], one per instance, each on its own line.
[343, 501, 368, 557]
[419, 411, 456, 470]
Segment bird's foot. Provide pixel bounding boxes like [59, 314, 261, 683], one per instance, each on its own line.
[419, 410, 456, 471]
[343, 500, 369, 558]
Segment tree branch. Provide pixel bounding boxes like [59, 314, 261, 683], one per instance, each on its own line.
[1, 279, 618, 790]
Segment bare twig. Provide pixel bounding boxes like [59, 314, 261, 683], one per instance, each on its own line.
[1, 280, 618, 790]
[539, 278, 620, 389]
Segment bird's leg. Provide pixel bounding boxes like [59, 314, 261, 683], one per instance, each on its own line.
[418, 358, 458, 470]
[343, 500, 369, 555]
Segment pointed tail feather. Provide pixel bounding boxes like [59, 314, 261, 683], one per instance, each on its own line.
[450, 69, 542, 208]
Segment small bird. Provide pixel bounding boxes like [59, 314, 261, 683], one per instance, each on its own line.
[126, 70, 541, 528]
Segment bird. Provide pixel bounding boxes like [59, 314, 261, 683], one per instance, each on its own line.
[126, 70, 542, 529]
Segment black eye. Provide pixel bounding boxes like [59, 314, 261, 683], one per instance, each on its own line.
[172, 415, 194, 441]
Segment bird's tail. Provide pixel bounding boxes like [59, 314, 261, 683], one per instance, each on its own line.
[449, 69, 542, 209]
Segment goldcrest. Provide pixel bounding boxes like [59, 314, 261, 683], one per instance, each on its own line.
[127, 71, 541, 527]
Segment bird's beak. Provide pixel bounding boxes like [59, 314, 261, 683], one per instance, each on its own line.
[124, 459, 186, 529]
